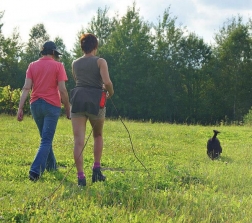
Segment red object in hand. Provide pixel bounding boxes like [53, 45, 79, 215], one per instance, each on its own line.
[100, 91, 107, 108]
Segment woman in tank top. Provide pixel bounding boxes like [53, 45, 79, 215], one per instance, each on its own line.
[71, 33, 114, 186]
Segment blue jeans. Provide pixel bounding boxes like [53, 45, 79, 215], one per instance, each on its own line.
[30, 99, 61, 176]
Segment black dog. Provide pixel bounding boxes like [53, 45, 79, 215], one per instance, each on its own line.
[207, 130, 222, 160]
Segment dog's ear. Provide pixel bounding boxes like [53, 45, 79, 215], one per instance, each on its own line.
[213, 130, 220, 134]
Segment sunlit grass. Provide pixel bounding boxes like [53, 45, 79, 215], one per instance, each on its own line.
[1, 115, 252, 222]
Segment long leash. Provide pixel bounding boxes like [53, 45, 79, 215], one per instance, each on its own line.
[109, 97, 150, 177]
[41, 125, 94, 202]
[38, 97, 150, 205]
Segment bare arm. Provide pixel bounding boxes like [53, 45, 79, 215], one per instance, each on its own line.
[17, 78, 33, 121]
[58, 81, 71, 119]
[98, 58, 114, 98]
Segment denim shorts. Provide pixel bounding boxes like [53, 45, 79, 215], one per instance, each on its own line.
[71, 107, 106, 120]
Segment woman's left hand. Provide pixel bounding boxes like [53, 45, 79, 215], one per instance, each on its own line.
[17, 108, 24, 121]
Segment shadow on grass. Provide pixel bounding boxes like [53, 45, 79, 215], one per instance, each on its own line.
[47, 168, 72, 182]
[213, 155, 233, 163]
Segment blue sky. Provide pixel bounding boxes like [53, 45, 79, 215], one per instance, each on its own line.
[1, 0, 251, 50]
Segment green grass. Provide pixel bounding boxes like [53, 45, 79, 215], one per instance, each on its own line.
[1, 115, 252, 222]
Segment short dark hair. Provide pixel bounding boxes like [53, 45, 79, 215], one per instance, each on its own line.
[80, 33, 98, 54]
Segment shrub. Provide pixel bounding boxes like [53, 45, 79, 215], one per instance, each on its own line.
[0, 85, 30, 115]
[243, 106, 252, 125]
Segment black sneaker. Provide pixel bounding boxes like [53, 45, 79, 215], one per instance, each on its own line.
[29, 171, 40, 182]
[78, 178, 86, 186]
[92, 167, 106, 183]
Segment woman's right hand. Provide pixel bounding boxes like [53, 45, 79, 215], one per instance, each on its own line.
[106, 91, 114, 99]
[66, 109, 71, 120]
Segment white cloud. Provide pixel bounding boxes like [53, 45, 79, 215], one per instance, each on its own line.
[199, 0, 252, 9]
[1, 0, 252, 50]
[185, 0, 252, 43]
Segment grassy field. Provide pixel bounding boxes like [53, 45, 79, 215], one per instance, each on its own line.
[0, 115, 252, 222]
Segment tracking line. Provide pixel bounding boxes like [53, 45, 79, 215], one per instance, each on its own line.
[38, 97, 150, 205]
[109, 97, 151, 177]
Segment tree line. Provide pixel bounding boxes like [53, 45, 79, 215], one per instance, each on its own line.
[1, 4, 252, 124]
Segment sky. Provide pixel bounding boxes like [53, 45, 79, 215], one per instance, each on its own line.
[1, 0, 252, 51]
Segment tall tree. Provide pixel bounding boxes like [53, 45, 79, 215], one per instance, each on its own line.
[17, 24, 50, 87]
[0, 11, 3, 32]
[0, 11, 5, 81]
[0, 31, 24, 88]
[0, 11, 24, 88]
[86, 6, 118, 47]
[150, 7, 185, 122]
[211, 16, 252, 121]
[54, 37, 75, 90]
[71, 30, 83, 59]
[175, 33, 211, 123]
[101, 3, 153, 119]
[21, 24, 49, 65]
[72, 6, 118, 59]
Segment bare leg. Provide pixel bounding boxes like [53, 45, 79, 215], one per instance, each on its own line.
[89, 118, 105, 163]
[89, 118, 106, 183]
[71, 116, 87, 173]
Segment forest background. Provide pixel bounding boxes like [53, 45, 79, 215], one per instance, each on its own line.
[1, 3, 252, 125]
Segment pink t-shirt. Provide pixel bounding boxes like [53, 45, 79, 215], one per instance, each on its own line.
[26, 57, 68, 107]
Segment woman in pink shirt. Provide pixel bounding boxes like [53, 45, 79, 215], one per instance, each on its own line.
[17, 41, 70, 181]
